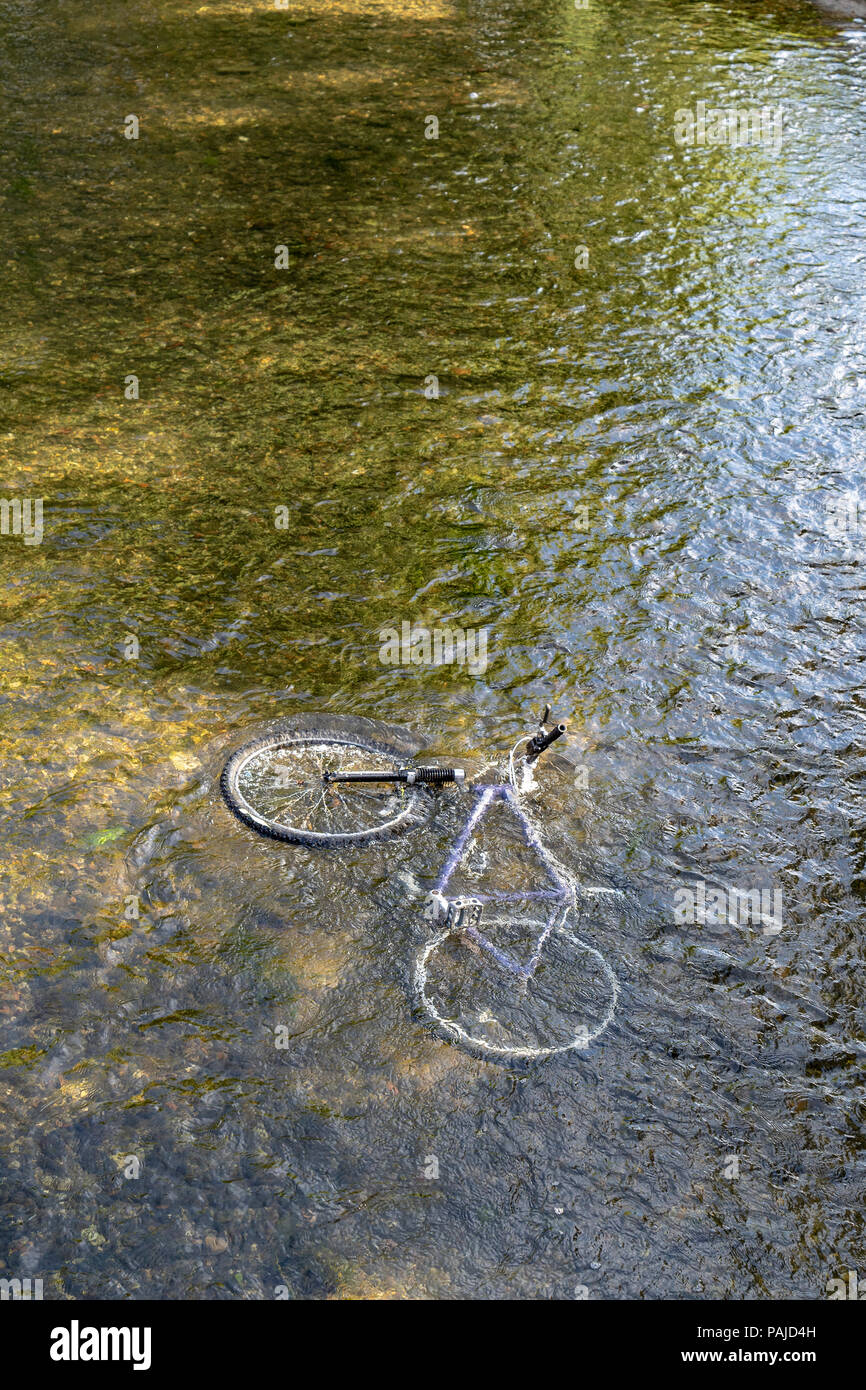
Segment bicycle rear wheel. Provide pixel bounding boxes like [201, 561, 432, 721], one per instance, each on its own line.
[414, 912, 618, 1063]
[221, 718, 427, 847]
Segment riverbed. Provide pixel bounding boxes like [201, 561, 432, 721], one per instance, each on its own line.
[0, 0, 864, 1298]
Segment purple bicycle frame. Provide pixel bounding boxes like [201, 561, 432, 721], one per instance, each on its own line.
[432, 783, 572, 983]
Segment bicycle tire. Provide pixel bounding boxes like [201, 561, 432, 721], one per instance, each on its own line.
[220, 716, 428, 847]
[413, 917, 618, 1064]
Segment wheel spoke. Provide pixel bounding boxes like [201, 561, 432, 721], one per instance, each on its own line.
[228, 736, 419, 841]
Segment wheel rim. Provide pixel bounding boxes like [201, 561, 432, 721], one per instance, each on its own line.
[225, 736, 422, 842]
[414, 921, 618, 1061]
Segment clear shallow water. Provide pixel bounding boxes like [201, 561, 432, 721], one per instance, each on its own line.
[1, 0, 864, 1298]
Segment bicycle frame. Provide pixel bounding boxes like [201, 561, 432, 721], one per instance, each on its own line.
[322, 711, 577, 987]
[316, 711, 575, 984]
[428, 780, 573, 983]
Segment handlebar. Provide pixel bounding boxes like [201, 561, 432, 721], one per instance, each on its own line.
[323, 709, 567, 787]
[323, 766, 465, 785]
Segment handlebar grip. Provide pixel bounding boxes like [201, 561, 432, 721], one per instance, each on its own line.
[407, 767, 465, 785]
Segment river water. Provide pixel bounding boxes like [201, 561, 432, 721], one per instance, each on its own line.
[1, 0, 864, 1299]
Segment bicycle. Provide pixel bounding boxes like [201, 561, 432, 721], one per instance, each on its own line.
[220, 708, 620, 1063]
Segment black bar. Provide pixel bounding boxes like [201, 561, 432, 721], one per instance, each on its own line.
[323, 767, 464, 785]
[323, 769, 404, 783]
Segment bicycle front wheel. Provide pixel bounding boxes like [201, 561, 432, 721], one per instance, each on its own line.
[220, 721, 427, 847]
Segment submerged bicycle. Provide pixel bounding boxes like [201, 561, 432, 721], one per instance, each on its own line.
[221, 708, 620, 1063]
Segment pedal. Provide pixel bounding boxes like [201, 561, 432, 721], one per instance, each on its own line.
[444, 897, 484, 931]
